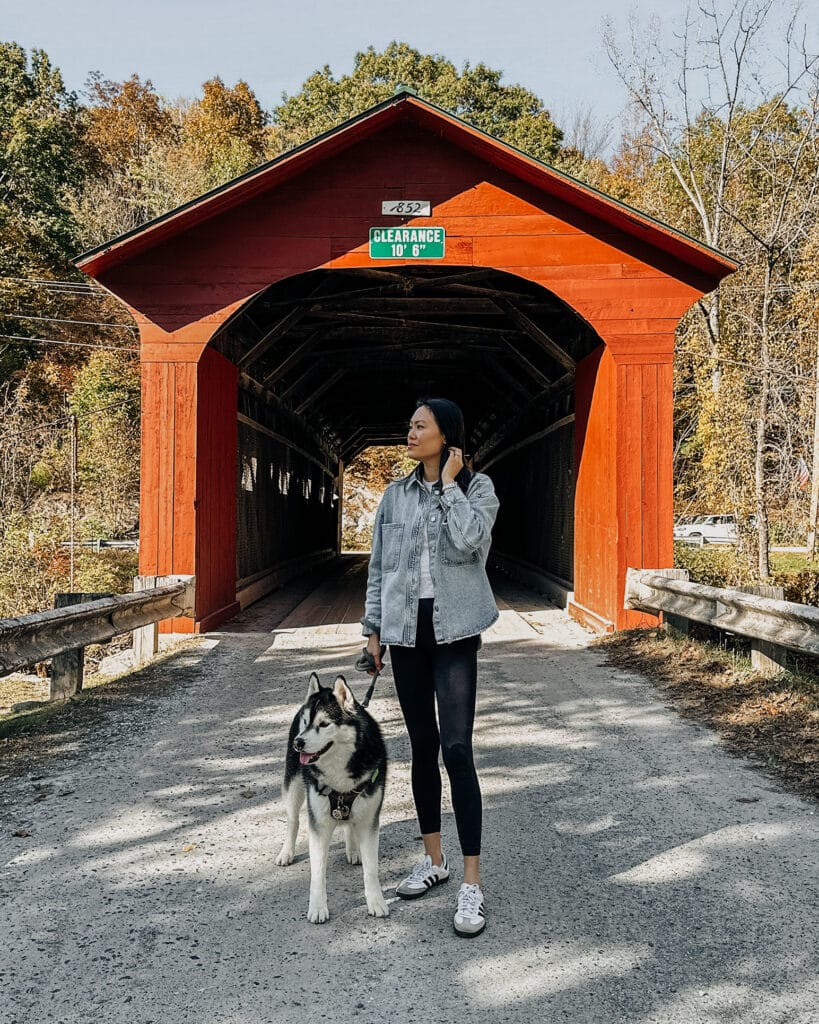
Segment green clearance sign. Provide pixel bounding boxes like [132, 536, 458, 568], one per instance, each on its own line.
[369, 226, 445, 259]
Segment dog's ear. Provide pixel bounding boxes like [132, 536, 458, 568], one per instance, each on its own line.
[306, 672, 321, 697]
[332, 674, 357, 714]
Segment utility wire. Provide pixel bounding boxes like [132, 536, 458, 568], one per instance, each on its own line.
[0, 277, 109, 299]
[0, 312, 137, 331]
[0, 275, 99, 291]
[0, 333, 138, 353]
[2, 400, 140, 436]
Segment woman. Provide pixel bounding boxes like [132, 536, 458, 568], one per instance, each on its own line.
[360, 396, 500, 937]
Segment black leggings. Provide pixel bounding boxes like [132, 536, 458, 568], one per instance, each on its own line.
[389, 598, 482, 857]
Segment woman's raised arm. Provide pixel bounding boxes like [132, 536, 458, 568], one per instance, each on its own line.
[439, 474, 499, 554]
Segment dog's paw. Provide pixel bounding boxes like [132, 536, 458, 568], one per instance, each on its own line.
[345, 840, 361, 865]
[307, 901, 329, 924]
[366, 894, 390, 918]
[275, 846, 294, 866]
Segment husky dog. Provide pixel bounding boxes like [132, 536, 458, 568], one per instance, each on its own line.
[276, 672, 389, 923]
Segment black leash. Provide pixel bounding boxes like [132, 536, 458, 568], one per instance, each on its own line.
[353, 644, 387, 707]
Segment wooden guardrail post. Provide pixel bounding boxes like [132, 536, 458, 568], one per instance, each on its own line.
[132, 576, 160, 666]
[735, 584, 788, 676]
[131, 575, 196, 667]
[654, 569, 692, 638]
[51, 592, 112, 700]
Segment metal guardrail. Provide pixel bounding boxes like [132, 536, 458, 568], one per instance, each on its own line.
[0, 575, 195, 700]
[60, 539, 139, 551]
[624, 567, 818, 675]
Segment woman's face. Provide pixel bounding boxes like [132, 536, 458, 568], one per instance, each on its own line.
[406, 405, 445, 463]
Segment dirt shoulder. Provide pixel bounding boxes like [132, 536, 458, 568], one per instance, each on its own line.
[0, 637, 205, 781]
[596, 628, 819, 803]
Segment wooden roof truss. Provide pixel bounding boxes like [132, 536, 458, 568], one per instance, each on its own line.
[211, 267, 600, 465]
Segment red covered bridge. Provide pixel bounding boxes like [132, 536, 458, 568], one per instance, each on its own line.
[75, 89, 735, 634]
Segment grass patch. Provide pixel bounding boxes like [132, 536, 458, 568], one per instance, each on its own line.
[771, 551, 811, 573]
[595, 628, 819, 802]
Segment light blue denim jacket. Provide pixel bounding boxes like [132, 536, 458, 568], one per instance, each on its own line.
[361, 463, 500, 645]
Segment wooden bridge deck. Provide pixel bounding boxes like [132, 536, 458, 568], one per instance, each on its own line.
[226, 553, 557, 639]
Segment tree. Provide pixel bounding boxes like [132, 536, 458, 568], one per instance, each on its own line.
[178, 77, 270, 189]
[69, 74, 175, 246]
[0, 42, 85, 270]
[71, 75, 272, 247]
[83, 73, 175, 170]
[273, 42, 563, 161]
[0, 43, 87, 379]
[68, 350, 140, 537]
[604, 2, 818, 389]
[342, 445, 414, 551]
[605, 1, 819, 576]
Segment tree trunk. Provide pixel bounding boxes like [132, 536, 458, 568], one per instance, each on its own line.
[807, 326, 819, 561]
[755, 262, 772, 579]
[708, 287, 722, 394]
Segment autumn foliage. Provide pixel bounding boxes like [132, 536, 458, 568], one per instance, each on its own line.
[2, 23, 819, 614]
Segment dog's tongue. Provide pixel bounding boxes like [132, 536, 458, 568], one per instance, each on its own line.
[299, 751, 314, 766]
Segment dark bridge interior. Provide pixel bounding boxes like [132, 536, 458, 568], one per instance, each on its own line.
[208, 266, 602, 604]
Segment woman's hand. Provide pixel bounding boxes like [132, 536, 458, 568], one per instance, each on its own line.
[441, 446, 464, 486]
[366, 633, 384, 673]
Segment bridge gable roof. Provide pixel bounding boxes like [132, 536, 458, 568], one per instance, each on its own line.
[75, 88, 736, 281]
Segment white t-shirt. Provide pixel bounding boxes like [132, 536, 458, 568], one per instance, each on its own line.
[419, 477, 436, 598]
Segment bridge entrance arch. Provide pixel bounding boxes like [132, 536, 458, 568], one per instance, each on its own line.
[76, 89, 735, 633]
[208, 265, 601, 618]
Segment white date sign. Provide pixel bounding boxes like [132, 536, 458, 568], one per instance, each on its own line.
[381, 200, 431, 216]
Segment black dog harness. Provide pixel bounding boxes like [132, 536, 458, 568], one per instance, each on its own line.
[318, 769, 380, 821]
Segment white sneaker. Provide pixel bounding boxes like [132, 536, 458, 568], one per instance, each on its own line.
[454, 882, 486, 937]
[395, 853, 450, 899]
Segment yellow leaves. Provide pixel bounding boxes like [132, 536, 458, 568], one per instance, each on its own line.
[178, 78, 268, 189]
[85, 75, 176, 169]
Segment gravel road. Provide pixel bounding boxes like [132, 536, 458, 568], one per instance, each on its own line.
[1, 575, 816, 1024]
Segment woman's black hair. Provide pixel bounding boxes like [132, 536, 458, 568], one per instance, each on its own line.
[414, 396, 473, 494]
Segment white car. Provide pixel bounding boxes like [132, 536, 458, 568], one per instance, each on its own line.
[673, 514, 739, 545]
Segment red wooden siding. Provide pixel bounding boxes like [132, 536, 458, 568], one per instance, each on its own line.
[573, 346, 618, 631]
[140, 360, 197, 632]
[86, 102, 733, 633]
[195, 348, 239, 632]
[101, 123, 707, 359]
[572, 339, 676, 630]
[140, 349, 237, 633]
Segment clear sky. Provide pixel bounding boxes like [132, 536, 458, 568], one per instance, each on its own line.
[2, 0, 635, 141]
[4, 0, 814, 155]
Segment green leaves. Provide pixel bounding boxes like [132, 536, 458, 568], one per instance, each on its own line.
[273, 42, 563, 161]
[0, 43, 84, 277]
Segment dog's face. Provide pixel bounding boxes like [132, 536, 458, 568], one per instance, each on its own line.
[293, 672, 358, 767]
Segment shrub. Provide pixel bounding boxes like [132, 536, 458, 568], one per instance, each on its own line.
[769, 569, 819, 606]
[674, 543, 746, 588]
[0, 511, 138, 616]
[75, 549, 139, 595]
[674, 542, 819, 606]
